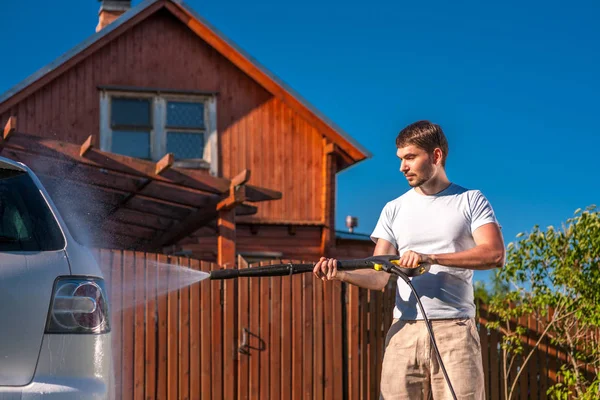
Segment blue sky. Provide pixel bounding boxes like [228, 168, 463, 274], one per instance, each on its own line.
[1, 0, 599, 285]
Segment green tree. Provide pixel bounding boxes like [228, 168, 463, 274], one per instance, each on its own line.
[488, 205, 600, 400]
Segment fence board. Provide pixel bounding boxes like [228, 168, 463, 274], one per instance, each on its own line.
[313, 274, 325, 400]
[280, 260, 292, 400]
[292, 271, 303, 400]
[270, 273, 282, 400]
[200, 261, 212, 399]
[302, 273, 313, 399]
[210, 262, 223, 400]
[167, 256, 179, 400]
[260, 262, 271, 400]
[189, 258, 200, 399]
[178, 257, 191, 400]
[347, 284, 360, 400]
[249, 262, 260, 399]
[133, 251, 146, 400]
[332, 281, 343, 398]
[237, 256, 250, 400]
[479, 309, 490, 398]
[323, 275, 334, 399]
[224, 260, 237, 400]
[359, 288, 368, 400]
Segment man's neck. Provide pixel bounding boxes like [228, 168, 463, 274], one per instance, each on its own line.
[414, 172, 451, 196]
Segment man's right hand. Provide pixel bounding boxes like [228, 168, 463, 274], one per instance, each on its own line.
[313, 257, 345, 282]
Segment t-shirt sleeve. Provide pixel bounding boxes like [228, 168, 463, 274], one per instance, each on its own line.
[370, 203, 397, 248]
[469, 190, 500, 232]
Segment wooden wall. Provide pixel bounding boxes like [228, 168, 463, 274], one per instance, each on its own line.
[0, 8, 325, 223]
[178, 224, 325, 261]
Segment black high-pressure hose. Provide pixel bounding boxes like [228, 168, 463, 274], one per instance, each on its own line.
[209, 255, 458, 400]
[389, 265, 458, 400]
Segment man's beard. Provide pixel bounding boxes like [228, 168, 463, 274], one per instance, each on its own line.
[407, 166, 434, 187]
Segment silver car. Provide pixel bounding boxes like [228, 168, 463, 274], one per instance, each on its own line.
[0, 157, 112, 399]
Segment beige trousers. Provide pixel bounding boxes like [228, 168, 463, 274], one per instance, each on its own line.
[380, 318, 485, 400]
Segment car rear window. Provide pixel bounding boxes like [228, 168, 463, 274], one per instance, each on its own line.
[0, 168, 65, 251]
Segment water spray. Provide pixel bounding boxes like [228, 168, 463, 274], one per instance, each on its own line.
[209, 255, 458, 400]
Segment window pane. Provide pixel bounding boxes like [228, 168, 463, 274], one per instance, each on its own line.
[167, 101, 204, 129]
[167, 131, 204, 159]
[0, 169, 65, 251]
[111, 98, 151, 127]
[112, 130, 151, 159]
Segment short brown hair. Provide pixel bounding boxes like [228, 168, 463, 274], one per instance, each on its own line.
[395, 120, 449, 166]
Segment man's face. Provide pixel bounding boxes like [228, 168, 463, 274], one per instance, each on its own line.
[397, 145, 436, 187]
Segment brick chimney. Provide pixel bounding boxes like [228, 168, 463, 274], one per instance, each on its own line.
[96, 0, 131, 32]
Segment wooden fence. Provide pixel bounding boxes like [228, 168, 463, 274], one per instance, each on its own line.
[94, 249, 582, 399]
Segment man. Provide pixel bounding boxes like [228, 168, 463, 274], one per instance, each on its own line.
[313, 120, 505, 399]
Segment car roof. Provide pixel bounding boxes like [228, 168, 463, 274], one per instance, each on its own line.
[0, 156, 27, 172]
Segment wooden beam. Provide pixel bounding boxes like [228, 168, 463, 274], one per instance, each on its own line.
[2, 132, 231, 194]
[324, 142, 354, 166]
[231, 169, 251, 187]
[3, 117, 16, 140]
[217, 209, 236, 267]
[216, 185, 247, 211]
[320, 139, 336, 256]
[325, 142, 336, 155]
[80, 135, 94, 157]
[155, 153, 174, 175]
[244, 185, 282, 202]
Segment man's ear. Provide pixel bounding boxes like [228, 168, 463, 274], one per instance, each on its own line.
[433, 148, 444, 165]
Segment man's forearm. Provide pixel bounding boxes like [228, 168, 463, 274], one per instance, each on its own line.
[430, 244, 504, 270]
[338, 269, 391, 291]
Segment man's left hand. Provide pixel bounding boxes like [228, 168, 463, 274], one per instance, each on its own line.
[398, 250, 434, 269]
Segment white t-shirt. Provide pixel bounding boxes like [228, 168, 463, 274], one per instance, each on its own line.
[370, 183, 500, 320]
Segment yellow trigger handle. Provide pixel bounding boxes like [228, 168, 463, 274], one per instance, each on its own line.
[373, 260, 428, 275]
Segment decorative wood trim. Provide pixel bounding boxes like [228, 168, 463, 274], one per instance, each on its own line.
[320, 139, 336, 255]
[207, 96, 219, 177]
[80, 135, 94, 157]
[99, 92, 111, 152]
[231, 169, 251, 187]
[3, 117, 16, 140]
[155, 153, 174, 175]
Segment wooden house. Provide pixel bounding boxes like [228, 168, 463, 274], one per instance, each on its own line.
[0, 0, 375, 266]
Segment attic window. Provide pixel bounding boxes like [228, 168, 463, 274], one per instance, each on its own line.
[99, 90, 218, 175]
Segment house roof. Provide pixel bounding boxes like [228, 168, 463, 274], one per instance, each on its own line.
[335, 230, 373, 242]
[0, 0, 371, 168]
[0, 121, 281, 250]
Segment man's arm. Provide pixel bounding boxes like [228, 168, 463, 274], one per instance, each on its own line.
[399, 222, 505, 270]
[313, 238, 396, 291]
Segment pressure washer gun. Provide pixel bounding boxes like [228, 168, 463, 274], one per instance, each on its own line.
[208, 255, 430, 281]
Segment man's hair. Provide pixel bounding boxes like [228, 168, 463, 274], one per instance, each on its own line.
[395, 120, 449, 167]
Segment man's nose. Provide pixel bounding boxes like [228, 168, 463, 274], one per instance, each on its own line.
[400, 161, 409, 172]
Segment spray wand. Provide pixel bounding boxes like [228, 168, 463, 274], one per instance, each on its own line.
[208, 255, 429, 280]
[209, 255, 457, 400]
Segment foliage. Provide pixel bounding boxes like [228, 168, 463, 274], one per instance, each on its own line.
[487, 205, 600, 399]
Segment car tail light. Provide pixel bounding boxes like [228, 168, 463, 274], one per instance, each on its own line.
[46, 277, 110, 334]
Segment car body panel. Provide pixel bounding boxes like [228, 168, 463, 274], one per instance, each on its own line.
[0, 156, 113, 398]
